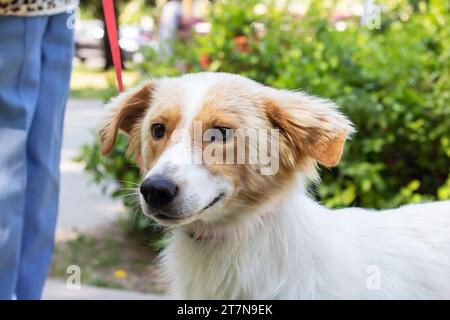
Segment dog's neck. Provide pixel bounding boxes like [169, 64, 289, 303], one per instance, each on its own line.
[185, 210, 274, 242]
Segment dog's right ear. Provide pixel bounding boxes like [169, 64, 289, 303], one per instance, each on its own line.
[99, 82, 154, 156]
[264, 89, 354, 169]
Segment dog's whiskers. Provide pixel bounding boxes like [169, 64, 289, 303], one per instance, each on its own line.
[115, 179, 141, 186]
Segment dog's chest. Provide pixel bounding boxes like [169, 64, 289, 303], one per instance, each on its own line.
[162, 232, 293, 299]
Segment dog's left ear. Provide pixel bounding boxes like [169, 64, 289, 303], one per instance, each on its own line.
[265, 89, 354, 168]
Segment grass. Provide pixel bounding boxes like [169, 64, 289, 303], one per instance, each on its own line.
[50, 220, 166, 294]
[70, 64, 140, 99]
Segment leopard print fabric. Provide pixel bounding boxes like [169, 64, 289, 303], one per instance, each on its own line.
[0, 0, 79, 16]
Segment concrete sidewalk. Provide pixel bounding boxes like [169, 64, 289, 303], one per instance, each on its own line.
[43, 279, 164, 300]
[57, 98, 126, 240]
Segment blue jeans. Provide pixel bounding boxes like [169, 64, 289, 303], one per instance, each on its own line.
[0, 13, 74, 299]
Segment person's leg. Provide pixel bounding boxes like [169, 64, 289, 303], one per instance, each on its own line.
[15, 13, 74, 300]
[0, 16, 47, 299]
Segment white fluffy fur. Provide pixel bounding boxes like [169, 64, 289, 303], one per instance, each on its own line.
[162, 178, 450, 299]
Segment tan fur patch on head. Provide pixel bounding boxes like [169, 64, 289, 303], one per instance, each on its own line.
[185, 82, 300, 212]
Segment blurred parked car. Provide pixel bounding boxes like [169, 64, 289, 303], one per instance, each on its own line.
[74, 19, 105, 62]
[75, 19, 154, 65]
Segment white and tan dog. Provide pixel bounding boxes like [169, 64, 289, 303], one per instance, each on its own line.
[100, 72, 450, 299]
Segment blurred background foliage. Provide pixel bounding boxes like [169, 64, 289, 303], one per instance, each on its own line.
[78, 0, 157, 22]
[78, 0, 450, 243]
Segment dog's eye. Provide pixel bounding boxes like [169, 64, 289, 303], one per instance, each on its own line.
[151, 123, 165, 140]
[205, 126, 233, 143]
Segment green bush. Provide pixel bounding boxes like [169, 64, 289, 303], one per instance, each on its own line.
[78, 0, 449, 241]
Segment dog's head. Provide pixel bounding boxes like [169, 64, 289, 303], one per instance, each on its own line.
[99, 73, 353, 229]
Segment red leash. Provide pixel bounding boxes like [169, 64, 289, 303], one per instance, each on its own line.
[102, 0, 124, 92]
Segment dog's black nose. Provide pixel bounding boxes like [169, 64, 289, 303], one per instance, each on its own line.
[140, 176, 179, 208]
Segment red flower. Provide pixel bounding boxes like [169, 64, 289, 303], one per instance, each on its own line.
[199, 53, 211, 69]
[234, 35, 251, 53]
